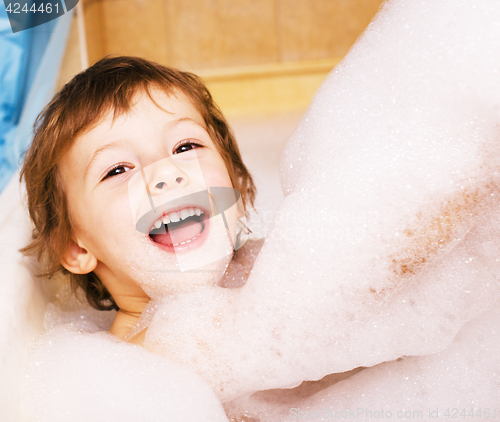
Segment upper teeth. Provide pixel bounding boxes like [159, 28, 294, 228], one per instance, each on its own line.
[152, 207, 203, 230]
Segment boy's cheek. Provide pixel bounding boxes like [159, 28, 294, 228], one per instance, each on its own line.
[200, 165, 233, 188]
[97, 196, 136, 231]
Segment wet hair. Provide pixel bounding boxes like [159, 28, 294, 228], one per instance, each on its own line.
[20, 55, 256, 311]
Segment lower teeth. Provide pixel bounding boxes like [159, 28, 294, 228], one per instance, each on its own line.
[172, 233, 201, 247]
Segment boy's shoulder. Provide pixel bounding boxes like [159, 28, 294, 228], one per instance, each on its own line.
[220, 238, 265, 288]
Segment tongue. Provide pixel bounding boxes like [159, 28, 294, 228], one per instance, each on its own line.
[151, 219, 203, 246]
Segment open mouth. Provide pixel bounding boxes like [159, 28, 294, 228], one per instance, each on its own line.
[134, 188, 241, 253]
[149, 207, 209, 248]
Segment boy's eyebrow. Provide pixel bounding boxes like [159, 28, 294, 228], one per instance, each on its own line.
[84, 139, 131, 179]
[167, 116, 207, 131]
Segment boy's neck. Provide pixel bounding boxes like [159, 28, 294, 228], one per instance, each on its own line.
[109, 302, 148, 344]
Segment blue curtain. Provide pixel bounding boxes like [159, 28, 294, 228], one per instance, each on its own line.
[0, 6, 73, 192]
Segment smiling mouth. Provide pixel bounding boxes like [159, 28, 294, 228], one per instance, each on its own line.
[135, 187, 241, 251]
[149, 207, 208, 247]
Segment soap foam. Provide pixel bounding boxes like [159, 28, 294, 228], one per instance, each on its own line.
[224, 299, 500, 420]
[142, 0, 500, 406]
[22, 320, 229, 421]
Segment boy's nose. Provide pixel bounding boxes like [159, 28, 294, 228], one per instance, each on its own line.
[154, 177, 185, 191]
[150, 169, 189, 194]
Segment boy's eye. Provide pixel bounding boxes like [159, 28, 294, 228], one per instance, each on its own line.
[101, 164, 133, 181]
[174, 141, 202, 155]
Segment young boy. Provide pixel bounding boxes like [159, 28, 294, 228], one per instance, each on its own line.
[20, 56, 257, 344]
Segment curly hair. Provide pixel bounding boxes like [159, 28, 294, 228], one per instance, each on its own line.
[20, 56, 256, 311]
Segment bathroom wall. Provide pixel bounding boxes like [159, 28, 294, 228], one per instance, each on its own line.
[58, 0, 384, 116]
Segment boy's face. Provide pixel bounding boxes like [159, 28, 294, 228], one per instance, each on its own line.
[59, 89, 240, 299]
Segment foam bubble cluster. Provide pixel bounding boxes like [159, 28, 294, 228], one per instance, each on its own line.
[142, 0, 500, 407]
[22, 319, 228, 421]
[224, 300, 500, 420]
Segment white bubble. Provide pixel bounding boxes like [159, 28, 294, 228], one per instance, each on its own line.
[22, 321, 228, 421]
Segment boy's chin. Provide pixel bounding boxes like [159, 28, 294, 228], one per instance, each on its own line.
[133, 249, 234, 300]
[123, 213, 237, 299]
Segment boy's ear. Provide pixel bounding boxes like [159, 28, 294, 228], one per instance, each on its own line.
[61, 239, 98, 274]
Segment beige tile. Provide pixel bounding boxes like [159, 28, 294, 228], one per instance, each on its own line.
[277, 0, 384, 62]
[57, 14, 81, 89]
[206, 71, 328, 116]
[83, 0, 106, 65]
[166, 0, 219, 69]
[215, 0, 278, 67]
[57, 0, 105, 88]
[101, 0, 169, 63]
[167, 0, 278, 70]
[200, 59, 339, 117]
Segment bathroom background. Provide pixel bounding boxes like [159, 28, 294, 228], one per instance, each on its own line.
[59, 0, 383, 115]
